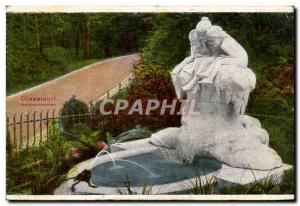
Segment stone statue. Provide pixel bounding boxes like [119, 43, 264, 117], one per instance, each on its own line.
[150, 17, 283, 170]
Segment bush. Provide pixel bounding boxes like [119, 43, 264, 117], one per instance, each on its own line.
[6, 122, 104, 195]
[247, 60, 294, 164]
[70, 123, 100, 155]
[93, 73, 181, 137]
[7, 124, 74, 194]
[60, 95, 89, 132]
[43, 46, 75, 67]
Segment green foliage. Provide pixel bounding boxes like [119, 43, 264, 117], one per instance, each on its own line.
[141, 13, 294, 75]
[142, 14, 199, 72]
[278, 169, 295, 194]
[6, 122, 103, 195]
[114, 126, 152, 143]
[116, 171, 153, 195]
[218, 169, 294, 194]
[7, 123, 74, 194]
[64, 123, 101, 161]
[247, 60, 294, 164]
[104, 126, 152, 146]
[43, 46, 74, 67]
[189, 171, 216, 194]
[72, 123, 100, 149]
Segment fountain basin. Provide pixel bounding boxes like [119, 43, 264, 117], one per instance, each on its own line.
[54, 138, 292, 195]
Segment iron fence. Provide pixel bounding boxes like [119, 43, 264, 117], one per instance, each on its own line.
[6, 110, 104, 150]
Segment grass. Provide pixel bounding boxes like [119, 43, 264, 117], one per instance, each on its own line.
[116, 171, 153, 195]
[218, 169, 294, 194]
[6, 123, 100, 194]
[115, 167, 294, 195]
[66, 59, 105, 73]
[7, 58, 104, 96]
[6, 125, 73, 194]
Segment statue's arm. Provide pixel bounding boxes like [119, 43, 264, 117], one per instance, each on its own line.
[220, 37, 248, 67]
[171, 55, 195, 75]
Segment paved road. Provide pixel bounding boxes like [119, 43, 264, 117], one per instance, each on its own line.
[6, 54, 140, 147]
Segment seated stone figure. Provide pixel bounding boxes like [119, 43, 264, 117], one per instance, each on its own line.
[171, 17, 214, 98]
[180, 29, 216, 93]
[150, 17, 283, 171]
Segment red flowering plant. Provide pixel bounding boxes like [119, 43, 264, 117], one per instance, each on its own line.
[93, 73, 182, 137]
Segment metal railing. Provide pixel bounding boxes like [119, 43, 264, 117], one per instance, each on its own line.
[6, 110, 103, 150]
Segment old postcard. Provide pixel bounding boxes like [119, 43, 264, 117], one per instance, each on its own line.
[5, 6, 295, 201]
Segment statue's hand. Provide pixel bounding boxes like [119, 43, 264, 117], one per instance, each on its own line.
[185, 56, 195, 63]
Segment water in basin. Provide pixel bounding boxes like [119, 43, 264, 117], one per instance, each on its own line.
[91, 153, 222, 187]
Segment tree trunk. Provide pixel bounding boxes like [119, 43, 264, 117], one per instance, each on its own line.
[76, 29, 80, 56]
[35, 15, 42, 55]
[23, 16, 27, 49]
[62, 31, 65, 48]
[50, 33, 54, 48]
[83, 20, 90, 59]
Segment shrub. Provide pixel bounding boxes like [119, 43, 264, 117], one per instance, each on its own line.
[68, 123, 101, 159]
[7, 123, 74, 194]
[93, 73, 181, 137]
[247, 60, 294, 164]
[60, 95, 89, 132]
[43, 46, 75, 67]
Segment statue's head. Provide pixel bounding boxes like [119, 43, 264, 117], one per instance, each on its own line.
[206, 25, 229, 47]
[196, 17, 212, 33]
[189, 29, 207, 54]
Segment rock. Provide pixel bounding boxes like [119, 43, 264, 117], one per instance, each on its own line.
[247, 127, 269, 145]
[239, 115, 261, 128]
[150, 127, 180, 149]
[214, 163, 292, 185]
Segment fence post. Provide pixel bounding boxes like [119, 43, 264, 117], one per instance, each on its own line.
[52, 109, 56, 136]
[84, 108, 87, 125]
[33, 111, 36, 147]
[46, 110, 49, 140]
[119, 83, 121, 91]
[19, 112, 23, 149]
[72, 110, 75, 131]
[65, 111, 68, 133]
[39, 111, 43, 145]
[107, 90, 110, 98]
[78, 109, 81, 124]
[58, 109, 61, 135]
[6, 113, 8, 136]
[6, 113, 10, 152]
[13, 114, 16, 148]
[26, 112, 30, 148]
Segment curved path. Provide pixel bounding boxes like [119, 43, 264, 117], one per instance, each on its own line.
[6, 54, 140, 118]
